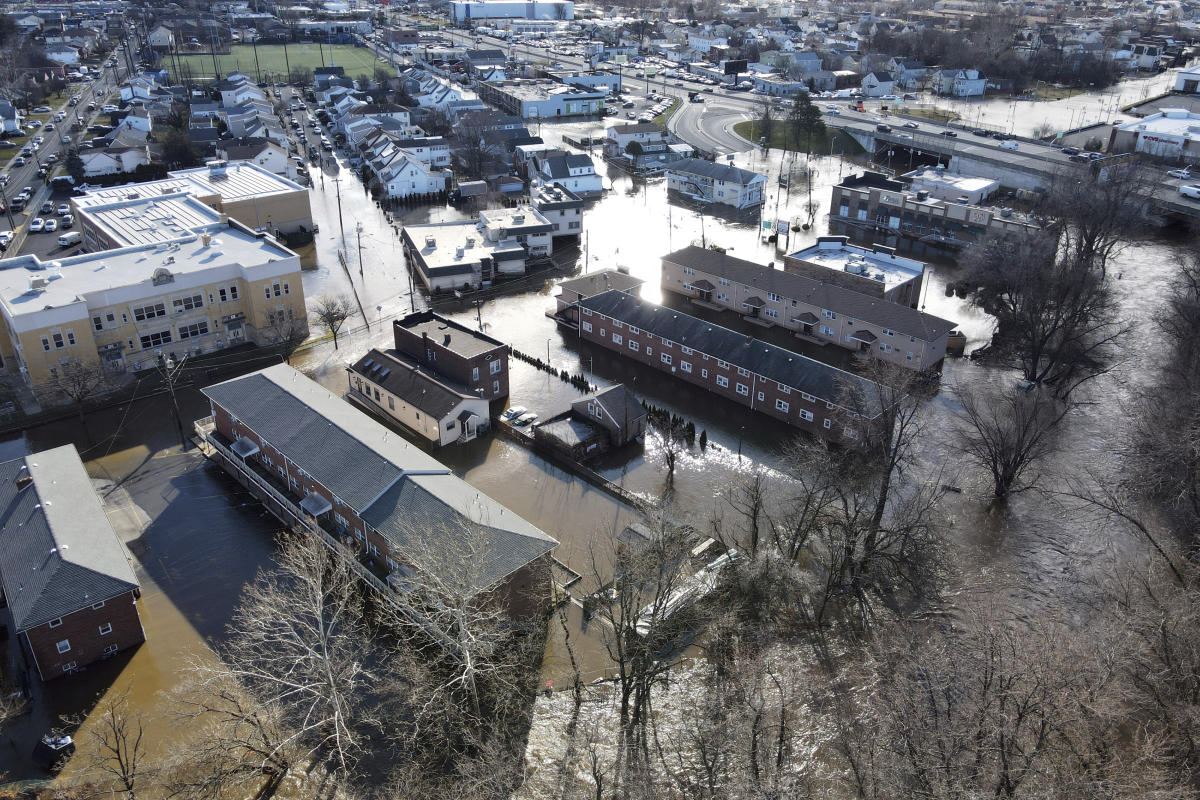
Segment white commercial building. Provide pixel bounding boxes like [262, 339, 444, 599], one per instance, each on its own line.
[1110, 108, 1200, 162]
[903, 166, 999, 205]
[449, 0, 573, 23]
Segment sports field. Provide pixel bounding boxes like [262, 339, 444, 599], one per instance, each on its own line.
[171, 44, 395, 82]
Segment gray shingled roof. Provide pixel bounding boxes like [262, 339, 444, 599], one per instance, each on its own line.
[0, 445, 139, 632]
[202, 365, 556, 595]
[396, 311, 507, 360]
[663, 246, 956, 342]
[578, 290, 885, 416]
[558, 268, 645, 298]
[666, 158, 765, 186]
[587, 384, 645, 430]
[350, 348, 476, 419]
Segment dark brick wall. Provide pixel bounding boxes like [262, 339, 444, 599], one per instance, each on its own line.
[25, 590, 144, 680]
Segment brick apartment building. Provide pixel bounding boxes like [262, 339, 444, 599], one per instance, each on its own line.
[574, 290, 887, 441]
[392, 311, 509, 401]
[660, 246, 956, 372]
[0, 445, 144, 680]
[199, 364, 556, 615]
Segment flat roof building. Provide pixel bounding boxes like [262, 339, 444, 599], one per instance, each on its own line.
[1110, 108, 1200, 162]
[785, 236, 926, 306]
[902, 166, 999, 204]
[476, 79, 605, 119]
[72, 160, 314, 234]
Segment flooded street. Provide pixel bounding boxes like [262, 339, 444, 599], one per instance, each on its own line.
[0, 105, 1187, 785]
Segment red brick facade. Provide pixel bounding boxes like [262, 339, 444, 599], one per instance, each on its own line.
[577, 306, 859, 443]
[24, 590, 144, 680]
[393, 316, 509, 401]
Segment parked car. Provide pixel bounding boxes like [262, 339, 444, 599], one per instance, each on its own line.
[902, 122, 919, 129]
[33, 105, 50, 113]
[1000, 140, 1019, 150]
[61, 135, 70, 145]
[1169, 168, 1191, 179]
[941, 130, 958, 138]
[1061, 146, 1081, 156]
[12, 157, 24, 167]
[1180, 184, 1200, 199]
[40, 201, 52, 214]
[61, 214, 73, 228]
[29, 217, 43, 232]
[44, 123, 54, 131]
[1069, 153, 1090, 163]
[55, 204, 69, 215]
[972, 129, 990, 137]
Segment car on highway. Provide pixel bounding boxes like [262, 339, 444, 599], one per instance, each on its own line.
[1180, 184, 1200, 199]
[32, 136, 43, 146]
[33, 106, 50, 113]
[29, 217, 43, 232]
[876, 123, 892, 133]
[61, 214, 73, 228]
[941, 130, 957, 137]
[43, 218, 57, 232]
[40, 201, 52, 214]
[902, 122, 919, 129]
[1061, 146, 1081, 156]
[61, 135, 70, 145]
[44, 123, 54, 131]
[1069, 153, 1090, 163]
[1000, 140, 1019, 150]
[972, 129, 990, 137]
[0, 175, 8, 186]
[11, 157, 23, 166]
[1169, 168, 1192, 179]
[44, 154, 57, 165]
[0, 231, 12, 249]
[55, 204, 69, 215]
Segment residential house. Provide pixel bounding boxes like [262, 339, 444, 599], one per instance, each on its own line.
[44, 44, 80, 66]
[148, 24, 175, 51]
[0, 445, 144, 681]
[860, 71, 896, 97]
[375, 153, 450, 199]
[660, 245, 955, 370]
[534, 383, 646, 460]
[401, 205, 554, 291]
[347, 348, 491, 446]
[0, 101, 23, 134]
[531, 153, 603, 196]
[217, 139, 290, 175]
[197, 364, 556, 617]
[80, 147, 151, 178]
[665, 158, 766, 210]
[530, 184, 584, 240]
[572, 289, 887, 440]
[932, 68, 986, 97]
[889, 58, 927, 89]
[391, 311, 510, 401]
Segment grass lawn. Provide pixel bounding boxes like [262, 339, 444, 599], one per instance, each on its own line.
[652, 97, 680, 127]
[901, 107, 960, 124]
[733, 120, 864, 155]
[172, 44, 395, 82]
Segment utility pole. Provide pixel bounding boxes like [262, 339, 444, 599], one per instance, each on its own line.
[333, 176, 346, 254]
[355, 221, 364, 275]
[157, 353, 189, 449]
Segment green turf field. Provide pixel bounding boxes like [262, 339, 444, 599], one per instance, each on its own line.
[170, 44, 396, 82]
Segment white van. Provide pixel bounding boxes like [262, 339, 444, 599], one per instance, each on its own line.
[57, 231, 82, 248]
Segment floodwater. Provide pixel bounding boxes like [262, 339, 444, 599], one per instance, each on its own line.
[0, 104, 1187, 785]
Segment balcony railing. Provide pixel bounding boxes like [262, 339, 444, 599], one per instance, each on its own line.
[197, 421, 461, 656]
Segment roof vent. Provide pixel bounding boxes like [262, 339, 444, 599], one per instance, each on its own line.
[425, 235, 436, 248]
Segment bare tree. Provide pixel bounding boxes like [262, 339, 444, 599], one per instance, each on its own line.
[1038, 164, 1152, 276]
[80, 690, 147, 800]
[953, 383, 1071, 501]
[47, 357, 108, 427]
[310, 293, 355, 350]
[263, 310, 308, 365]
[964, 228, 1129, 396]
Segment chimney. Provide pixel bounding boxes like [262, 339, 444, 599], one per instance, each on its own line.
[16, 475, 32, 491]
[443, 333, 451, 346]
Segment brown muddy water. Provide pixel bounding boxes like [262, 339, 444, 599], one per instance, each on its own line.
[0, 118, 1186, 786]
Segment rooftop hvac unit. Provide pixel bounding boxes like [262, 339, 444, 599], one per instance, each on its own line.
[425, 235, 436, 247]
[27, 277, 48, 292]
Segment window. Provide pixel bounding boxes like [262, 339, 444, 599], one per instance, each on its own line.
[683, 267, 695, 276]
[879, 343, 891, 353]
[568, 221, 580, 229]
[718, 277, 730, 286]
[264, 286, 271, 300]
[612, 333, 623, 345]
[582, 321, 593, 333]
[822, 309, 836, 320]
[680, 361, 691, 373]
[229, 285, 239, 300]
[717, 360, 728, 369]
[824, 419, 832, 429]
[121, 312, 129, 324]
[716, 375, 729, 387]
[801, 392, 816, 403]
[98, 622, 112, 636]
[91, 601, 105, 610]
[140, 330, 172, 349]
[103, 645, 118, 656]
[133, 303, 166, 321]
[373, 388, 380, 401]
[56, 640, 71, 654]
[681, 346, 693, 355]
[778, 383, 791, 394]
[661, 338, 672, 348]
[844, 427, 859, 439]
[52, 332, 64, 349]
[93, 315, 103, 332]
[62, 661, 78, 672]
[48, 617, 62, 628]
[445, 421, 454, 431]
[599, 328, 606, 337]
[701, 368, 709, 378]
[173, 294, 204, 312]
[734, 382, 749, 396]
[799, 409, 814, 422]
[388, 396, 395, 410]
[775, 399, 789, 412]
[737, 367, 749, 377]
[661, 353, 672, 365]
[40, 336, 50, 352]
[765, 309, 779, 319]
[66, 330, 75, 346]
[582, 308, 592, 316]
[178, 322, 209, 340]
[489, 359, 502, 375]
[883, 328, 895, 336]
[717, 292, 730, 303]
[757, 391, 765, 401]
[909, 335, 917, 343]
[767, 291, 782, 302]
[907, 352, 914, 361]
[612, 320, 622, 329]
[820, 325, 836, 337]
[492, 380, 500, 394]
[472, 366, 480, 381]
[628, 339, 638, 352]
[219, 288, 228, 302]
[628, 325, 639, 334]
